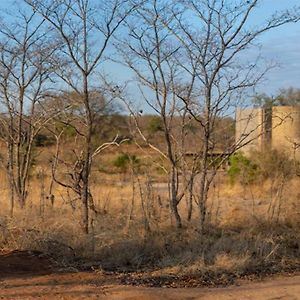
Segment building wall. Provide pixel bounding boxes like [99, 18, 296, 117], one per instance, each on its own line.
[235, 107, 264, 154]
[272, 106, 300, 160]
[236, 106, 300, 160]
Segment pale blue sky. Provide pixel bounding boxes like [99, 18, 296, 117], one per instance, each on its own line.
[0, 0, 300, 98]
[250, 0, 300, 95]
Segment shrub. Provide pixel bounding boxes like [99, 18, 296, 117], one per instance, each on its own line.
[113, 153, 140, 173]
[35, 133, 55, 147]
[147, 116, 163, 134]
[228, 152, 259, 185]
[251, 149, 295, 180]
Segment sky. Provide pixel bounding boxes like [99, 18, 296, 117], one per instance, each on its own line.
[0, 0, 300, 100]
[250, 0, 300, 96]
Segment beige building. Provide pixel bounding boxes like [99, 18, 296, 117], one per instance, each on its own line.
[236, 106, 300, 160]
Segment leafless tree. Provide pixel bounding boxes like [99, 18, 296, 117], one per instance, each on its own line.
[117, 0, 300, 231]
[166, 0, 300, 232]
[25, 0, 138, 233]
[117, 0, 201, 228]
[0, 8, 56, 214]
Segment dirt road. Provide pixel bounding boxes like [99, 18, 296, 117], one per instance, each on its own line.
[0, 251, 299, 299]
[0, 271, 299, 299]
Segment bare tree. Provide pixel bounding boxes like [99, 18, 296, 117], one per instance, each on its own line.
[25, 0, 137, 233]
[0, 8, 56, 214]
[166, 0, 300, 232]
[117, 0, 201, 228]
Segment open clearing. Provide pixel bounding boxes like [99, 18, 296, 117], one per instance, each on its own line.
[0, 251, 299, 300]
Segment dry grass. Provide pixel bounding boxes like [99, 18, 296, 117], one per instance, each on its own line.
[0, 168, 299, 286]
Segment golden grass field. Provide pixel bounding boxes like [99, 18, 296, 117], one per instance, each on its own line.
[0, 145, 299, 288]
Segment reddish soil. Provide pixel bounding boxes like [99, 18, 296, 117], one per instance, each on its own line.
[0, 251, 299, 299]
[0, 250, 53, 278]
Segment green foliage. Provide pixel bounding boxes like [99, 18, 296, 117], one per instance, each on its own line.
[228, 150, 298, 185]
[35, 133, 55, 147]
[147, 116, 163, 134]
[63, 125, 77, 137]
[92, 115, 130, 143]
[113, 153, 140, 172]
[52, 121, 77, 138]
[228, 152, 259, 185]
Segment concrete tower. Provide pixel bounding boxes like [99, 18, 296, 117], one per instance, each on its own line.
[235, 105, 300, 159]
[272, 106, 300, 160]
[235, 107, 271, 154]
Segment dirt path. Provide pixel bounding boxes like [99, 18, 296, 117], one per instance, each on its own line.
[0, 272, 299, 300]
[0, 251, 299, 299]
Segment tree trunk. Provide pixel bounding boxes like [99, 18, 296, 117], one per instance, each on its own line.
[187, 175, 194, 222]
[16, 190, 27, 209]
[170, 166, 182, 228]
[81, 74, 92, 234]
[7, 143, 15, 217]
[198, 132, 209, 234]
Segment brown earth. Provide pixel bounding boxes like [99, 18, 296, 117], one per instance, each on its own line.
[0, 251, 299, 300]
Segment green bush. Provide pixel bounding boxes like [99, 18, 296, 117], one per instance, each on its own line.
[35, 133, 55, 147]
[228, 152, 259, 185]
[64, 125, 77, 137]
[53, 121, 77, 138]
[113, 153, 140, 172]
[147, 116, 163, 134]
[228, 150, 297, 185]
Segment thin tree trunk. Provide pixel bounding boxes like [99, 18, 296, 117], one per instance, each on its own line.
[198, 132, 209, 234]
[7, 140, 15, 217]
[127, 167, 136, 230]
[170, 166, 182, 228]
[187, 175, 194, 221]
[82, 74, 92, 234]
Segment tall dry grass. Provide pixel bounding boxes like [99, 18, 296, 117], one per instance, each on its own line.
[0, 167, 299, 282]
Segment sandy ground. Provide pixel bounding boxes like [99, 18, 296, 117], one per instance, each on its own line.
[0, 251, 299, 300]
[0, 272, 299, 300]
